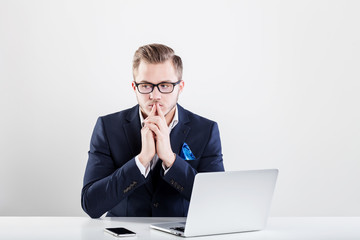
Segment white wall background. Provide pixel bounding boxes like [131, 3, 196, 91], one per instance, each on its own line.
[0, 0, 359, 216]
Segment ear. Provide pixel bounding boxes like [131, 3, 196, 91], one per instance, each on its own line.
[131, 81, 137, 92]
[179, 80, 185, 93]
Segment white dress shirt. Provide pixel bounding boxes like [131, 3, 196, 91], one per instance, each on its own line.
[135, 106, 179, 178]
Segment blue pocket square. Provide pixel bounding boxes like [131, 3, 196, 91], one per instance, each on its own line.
[180, 142, 196, 160]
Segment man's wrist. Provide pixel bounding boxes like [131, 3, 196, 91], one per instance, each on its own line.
[163, 152, 176, 168]
[135, 155, 151, 177]
[138, 153, 152, 168]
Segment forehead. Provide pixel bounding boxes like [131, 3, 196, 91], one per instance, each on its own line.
[135, 60, 177, 83]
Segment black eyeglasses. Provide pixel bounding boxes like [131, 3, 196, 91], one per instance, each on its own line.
[134, 80, 182, 94]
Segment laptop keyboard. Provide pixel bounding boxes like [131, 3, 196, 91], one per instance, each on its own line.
[170, 226, 185, 232]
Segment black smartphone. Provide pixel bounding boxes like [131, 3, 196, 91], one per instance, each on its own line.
[104, 227, 136, 237]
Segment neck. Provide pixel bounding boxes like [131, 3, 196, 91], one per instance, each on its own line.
[165, 106, 176, 126]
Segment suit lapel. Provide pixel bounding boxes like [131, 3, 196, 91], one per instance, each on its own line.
[123, 105, 142, 157]
[170, 104, 191, 155]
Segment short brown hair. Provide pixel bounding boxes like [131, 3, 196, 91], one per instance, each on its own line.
[132, 43, 183, 80]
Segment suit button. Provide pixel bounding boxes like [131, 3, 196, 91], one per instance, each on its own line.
[153, 202, 159, 208]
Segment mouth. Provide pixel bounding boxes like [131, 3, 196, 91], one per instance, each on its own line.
[148, 103, 163, 108]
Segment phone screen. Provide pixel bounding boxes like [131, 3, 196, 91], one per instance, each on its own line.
[105, 227, 136, 237]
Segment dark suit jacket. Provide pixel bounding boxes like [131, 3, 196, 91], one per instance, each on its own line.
[81, 104, 224, 218]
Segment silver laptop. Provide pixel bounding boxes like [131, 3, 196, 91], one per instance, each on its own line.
[150, 169, 278, 237]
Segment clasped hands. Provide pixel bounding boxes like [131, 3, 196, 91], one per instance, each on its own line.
[138, 103, 175, 169]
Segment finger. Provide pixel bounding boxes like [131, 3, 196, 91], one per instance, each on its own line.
[148, 104, 156, 118]
[147, 122, 161, 137]
[142, 125, 152, 134]
[144, 116, 163, 130]
[142, 126, 156, 141]
[141, 125, 150, 135]
[156, 103, 166, 121]
[141, 125, 148, 133]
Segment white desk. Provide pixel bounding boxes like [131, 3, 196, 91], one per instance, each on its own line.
[0, 217, 359, 239]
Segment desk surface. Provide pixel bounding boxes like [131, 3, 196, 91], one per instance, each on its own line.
[0, 217, 359, 240]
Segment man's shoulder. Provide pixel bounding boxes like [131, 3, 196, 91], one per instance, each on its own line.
[99, 105, 138, 123]
[179, 105, 217, 127]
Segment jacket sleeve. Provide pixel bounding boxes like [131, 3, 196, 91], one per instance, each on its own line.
[81, 117, 145, 218]
[163, 122, 224, 201]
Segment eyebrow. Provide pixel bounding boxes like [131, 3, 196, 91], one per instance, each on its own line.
[138, 80, 173, 84]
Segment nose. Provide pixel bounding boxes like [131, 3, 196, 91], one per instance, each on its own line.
[149, 86, 161, 100]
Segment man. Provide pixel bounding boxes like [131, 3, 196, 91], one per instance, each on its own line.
[81, 43, 224, 218]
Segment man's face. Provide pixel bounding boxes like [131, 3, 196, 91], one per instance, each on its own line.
[132, 60, 184, 118]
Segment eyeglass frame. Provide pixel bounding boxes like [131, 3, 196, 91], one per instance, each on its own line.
[133, 80, 182, 94]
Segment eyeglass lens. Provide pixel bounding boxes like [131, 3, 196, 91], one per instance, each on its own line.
[138, 83, 174, 93]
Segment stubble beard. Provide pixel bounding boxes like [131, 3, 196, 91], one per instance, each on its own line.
[137, 91, 180, 118]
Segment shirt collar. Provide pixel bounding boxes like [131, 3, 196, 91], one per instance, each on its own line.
[139, 105, 179, 131]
